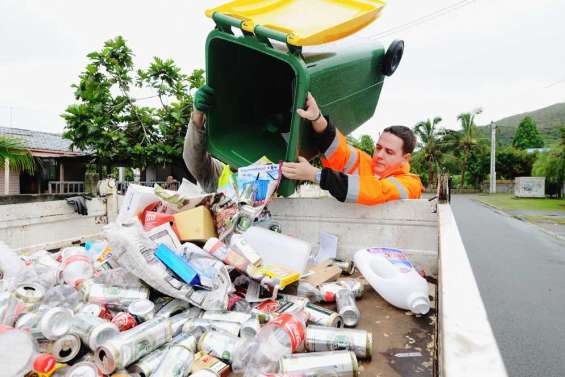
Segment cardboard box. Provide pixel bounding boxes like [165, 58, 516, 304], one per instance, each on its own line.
[302, 260, 342, 287]
[172, 205, 217, 242]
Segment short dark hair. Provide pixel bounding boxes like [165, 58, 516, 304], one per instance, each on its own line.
[382, 125, 416, 154]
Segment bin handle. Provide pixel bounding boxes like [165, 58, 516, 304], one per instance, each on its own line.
[211, 12, 243, 33]
[211, 12, 302, 57]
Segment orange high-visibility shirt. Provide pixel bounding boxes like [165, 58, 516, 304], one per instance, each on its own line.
[315, 122, 424, 205]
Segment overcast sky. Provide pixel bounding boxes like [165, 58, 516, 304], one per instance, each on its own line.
[1, 0, 564, 137]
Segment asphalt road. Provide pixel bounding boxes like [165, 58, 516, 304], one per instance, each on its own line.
[450, 195, 565, 377]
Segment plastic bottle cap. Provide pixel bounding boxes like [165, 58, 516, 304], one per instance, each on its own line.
[410, 296, 430, 315]
[33, 353, 57, 373]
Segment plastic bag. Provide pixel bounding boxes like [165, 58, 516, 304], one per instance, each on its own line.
[217, 165, 239, 203]
[104, 220, 227, 310]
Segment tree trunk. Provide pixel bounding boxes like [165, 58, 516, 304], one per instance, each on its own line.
[428, 161, 434, 190]
[461, 152, 468, 188]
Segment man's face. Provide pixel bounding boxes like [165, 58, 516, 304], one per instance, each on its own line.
[372, 132, 411, 176]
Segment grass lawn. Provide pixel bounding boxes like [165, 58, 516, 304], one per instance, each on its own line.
[519, 215, 565, 225]
[477, 193, 565, 212]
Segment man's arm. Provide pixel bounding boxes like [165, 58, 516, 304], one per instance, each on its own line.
[299, 93, 371, 175]
[282, 159, 415, 205]
[183, 86, 224, 193]
[319, 169, 418, 204]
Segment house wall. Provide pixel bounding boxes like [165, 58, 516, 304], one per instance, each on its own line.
[0, 165, 20, 195]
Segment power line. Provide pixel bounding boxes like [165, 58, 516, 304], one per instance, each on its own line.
[545, 77, 565, 89]
[369, 0, 478, 39]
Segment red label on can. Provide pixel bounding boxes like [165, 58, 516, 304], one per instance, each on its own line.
[268, 313, 305, 352]
[323, 291, 335, 302]
[255, 300, 280, 313]
[98, 305, 113, 321]
[112, 312, 137, 331]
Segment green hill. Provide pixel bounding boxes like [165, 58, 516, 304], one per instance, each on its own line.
[478, 102, 565, 147]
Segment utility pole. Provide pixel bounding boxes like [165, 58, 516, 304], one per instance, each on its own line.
[490, 121, 497, 194]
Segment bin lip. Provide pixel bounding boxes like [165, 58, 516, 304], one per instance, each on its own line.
[206, 0, 385, 46]
[204, 30, 309, 167]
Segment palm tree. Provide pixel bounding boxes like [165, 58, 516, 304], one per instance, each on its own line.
[414, 117, 442, 188]
[457, 109, 482, 187]
[0, 136, 36, 174]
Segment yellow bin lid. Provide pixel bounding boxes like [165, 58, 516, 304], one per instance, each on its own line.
[206, 0, 385, 46]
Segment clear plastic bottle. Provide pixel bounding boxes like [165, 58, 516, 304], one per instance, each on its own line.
[60, 247, 94, 288]
[233, 310, 309, 377]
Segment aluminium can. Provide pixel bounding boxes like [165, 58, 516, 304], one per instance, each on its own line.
[335, 289, 360, 327]
[305, 325, 372, 360]
[183, 318, 241, 337]
[36, 333, 81, 363]
[95, 317, 173, 374]
[279, 351, 359, 377]
[197, 330, 239, 362]
[304, 303, 343, 328]
[71, 312, 120, 351]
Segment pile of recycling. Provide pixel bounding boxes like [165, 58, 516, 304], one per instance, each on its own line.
[0, 160, 431, 377]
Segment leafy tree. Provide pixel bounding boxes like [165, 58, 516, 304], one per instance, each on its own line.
[347, 134, 375, 156]
[512, 116, 544, 149]
[409, 150, 429, 187]
[465, 143, 490, 187]
[496, 147, 537, 179]
[0, 136, 35, 174]
[532, 150, 564, 198]
[414, 117, 442, 188]
[62, 36, 204, 173]
[457, 109, 482, 187]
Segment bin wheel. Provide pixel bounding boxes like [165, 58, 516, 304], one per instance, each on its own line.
[383, 40, 404, 76]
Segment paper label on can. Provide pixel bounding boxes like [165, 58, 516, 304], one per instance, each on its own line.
[366, 247, 412, 273]
[282, 352, 354, 375]
[269, 313, 305, 352]
[307, 329, 366, 357]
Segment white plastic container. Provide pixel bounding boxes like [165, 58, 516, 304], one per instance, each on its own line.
[242, 227, 311, 274]
[353, 247, 430, 314]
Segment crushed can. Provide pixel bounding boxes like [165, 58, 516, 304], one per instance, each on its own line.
[304, 303, 343, 328]
[335, 289, 360, 327]
[112, 312, 138, 331]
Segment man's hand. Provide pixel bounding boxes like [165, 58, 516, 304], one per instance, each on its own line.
[297, 92, 327, 133]
[282, 156, 320, 182]
[192, 85, 215, 128]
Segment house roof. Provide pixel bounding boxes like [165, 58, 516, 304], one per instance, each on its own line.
[0, 127, 90, 157]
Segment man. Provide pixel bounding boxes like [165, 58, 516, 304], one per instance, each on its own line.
[281, 93, 424, 204]
[184, 86, 423, 204]
[183, 85, 224, 193]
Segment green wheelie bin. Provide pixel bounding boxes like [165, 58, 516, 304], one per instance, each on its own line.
[204, 0, 403, 196]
